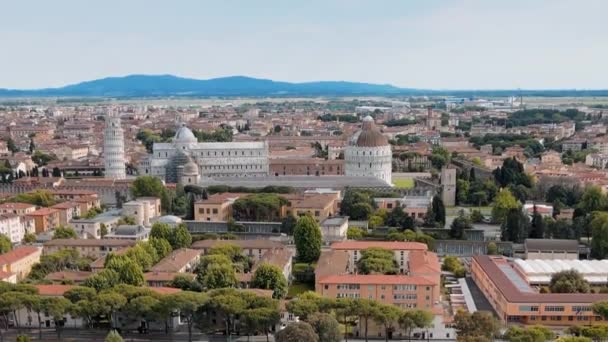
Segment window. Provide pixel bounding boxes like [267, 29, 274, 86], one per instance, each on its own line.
[393, 285, 416, 291]
[545, 306, 565, 312]
[212, 208, 218, 214]
[519, 306, 539, 312]
[572, 306, 592, 313]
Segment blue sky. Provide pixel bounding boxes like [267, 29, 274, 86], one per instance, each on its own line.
[1, 0, 606, 89]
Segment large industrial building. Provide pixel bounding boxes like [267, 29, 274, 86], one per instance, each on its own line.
[472, 255, 608, 326]
[513, 259, 608, 286]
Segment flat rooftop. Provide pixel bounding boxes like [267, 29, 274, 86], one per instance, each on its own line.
[203, 175, 392, 189]
[514, 258, 608, 284]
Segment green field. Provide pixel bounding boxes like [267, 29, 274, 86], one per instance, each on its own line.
[393, 178, 415, 189]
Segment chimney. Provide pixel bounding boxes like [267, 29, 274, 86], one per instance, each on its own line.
[427, 106, 433, 119]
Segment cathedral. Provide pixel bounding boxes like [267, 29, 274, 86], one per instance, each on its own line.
[137, 124, 269, 184]
[344, 116, 392, 184]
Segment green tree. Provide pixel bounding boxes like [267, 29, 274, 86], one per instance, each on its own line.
[100, 223, 108, 238]
[347, 226, 366, 239]
[97, 291, 127, 330]
[251, 263, 288, 299]
[592, 301, 608, 320]
[590, 212, 608, 259]
[579, 186, 606, 213]
[340, 189, 376, 220]
[52, 226, 78, 239]
[286, 292, 332, 321]
[399, 310, 433, 342]
[0, 234, 11, 253]
[104, 330, 124, 342]
[502, 208, 529, 243]
[149, 237, 172, 260]
[201, 263, 237, 289]
[280, 215, 298, 235]
[450, 211, 472, 239]
[42, 297, 72, 340]
[529, 206, 546, 239]
[63, 286, 96, 303]
[309, 313, 341, 342]
[150, 222, 172, 240]
[487, 242, 498, 255]
[372, 303, 402, 342]
[492, 188, 520, 223]
[83, 269, 119, 292]
[170, 224, 192, 249]
[105, 255, 145, 286]
[22, 233, 36, 244]
[428, 196, 446, 226]
[454, 310, 499, 342]
[275, 321, 319, 342]
[504, 325, 554, 342]
[6, 138, 17, 154]
[124, 295, 160, 329]
[549, 270, 590, 293]
[294, 215, 322, 263]
[352, 299, 377, 342]
[357, 248, 398, 275]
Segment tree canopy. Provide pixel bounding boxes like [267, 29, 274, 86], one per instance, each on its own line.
[294, 215, 322, 263]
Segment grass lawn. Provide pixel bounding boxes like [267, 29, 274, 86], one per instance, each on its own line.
[287, 281, 314, 298]
[393, 178, 415, 189]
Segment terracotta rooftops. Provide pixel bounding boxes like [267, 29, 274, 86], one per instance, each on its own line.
[331, 241, 428, 251]
[150, 248, 200, 273]
[44, 239, 136, 248]
[0, 202, 36, 210]
[0, 246, 40, 266]
[34, 284, 75, 296]
[473, 255, 608, 303]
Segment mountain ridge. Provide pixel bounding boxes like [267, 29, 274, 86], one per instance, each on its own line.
[2, 74, 608, 98]
[0, 74, 407, 97]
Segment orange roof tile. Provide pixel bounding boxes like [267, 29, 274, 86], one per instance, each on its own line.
[34, 284, 75, 296]
[0, 246, 40, 266]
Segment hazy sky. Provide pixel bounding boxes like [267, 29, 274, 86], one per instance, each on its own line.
[1, 0, 607, 90]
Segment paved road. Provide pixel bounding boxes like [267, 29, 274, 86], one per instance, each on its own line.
[0, 328, 462, 342]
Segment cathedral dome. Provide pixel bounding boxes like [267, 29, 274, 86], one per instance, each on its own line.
[353, 116, 389, 147]
[183, 157, 199, 175]
[174, 123, 197, 143]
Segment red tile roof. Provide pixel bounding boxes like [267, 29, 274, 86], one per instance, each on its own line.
[473, 255, 608, 303]
[331, 241, 428, 251]
[34, 284, 75, 296]
[0, 246, 41, 266]
[0, 203, 36, 210]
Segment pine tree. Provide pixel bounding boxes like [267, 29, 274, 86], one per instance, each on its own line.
[529, 205, 545, 239]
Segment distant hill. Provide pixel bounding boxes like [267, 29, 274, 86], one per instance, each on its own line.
[1, 75, 607, 98]
[0, 75, 409, 97]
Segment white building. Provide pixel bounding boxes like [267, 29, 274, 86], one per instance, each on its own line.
[122, 198, 160, 226]
[586, 153, 608, 169]
[319, 216, 348, 243]
[0, 214, 25, 243]
[103, 112, 126, 179]
[138, 123, 269, 183]
[344, 116, 392, 184]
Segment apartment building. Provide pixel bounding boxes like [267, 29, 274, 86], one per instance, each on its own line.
[150, 248, 200, 273]
[330, 241, 428, 274]
[43, 239, 135, 259]
[0, 214, 25, 243]
[27, 208, 60, 233]
[122, 197, 161, 226]
[192, 239, 285, 262]
[50, 201, 81, 226]
[0, 246, 42, 281]
[0, 202, 37, 216]
[471, 255, 608, 326]
[318, 274, 438, 310]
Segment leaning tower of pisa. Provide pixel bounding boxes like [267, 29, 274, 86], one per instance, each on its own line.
[104, 108, 126, 179]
